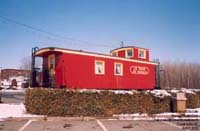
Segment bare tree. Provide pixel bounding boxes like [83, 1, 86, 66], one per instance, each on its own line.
[160, 61, 200, 89]
[20, 55, 42, 79]
[20, 56, 32, 70]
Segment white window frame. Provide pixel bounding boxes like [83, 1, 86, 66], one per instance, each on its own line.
[126, 49, 133, 58]
[95, 60, 105, 75]
[114, 63, 123, 76]
[138, 49, 146, 59]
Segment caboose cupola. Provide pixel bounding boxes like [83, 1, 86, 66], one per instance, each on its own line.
[110, 46, 149, 61]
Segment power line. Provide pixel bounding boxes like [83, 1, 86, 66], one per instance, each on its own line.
[0, 15, 115, 48]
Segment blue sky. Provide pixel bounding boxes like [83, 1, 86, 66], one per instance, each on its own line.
[0, 0, 199, 68]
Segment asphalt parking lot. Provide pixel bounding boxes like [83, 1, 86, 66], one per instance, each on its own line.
[0, 119, 190, 131]
[0, 90, 25, 103]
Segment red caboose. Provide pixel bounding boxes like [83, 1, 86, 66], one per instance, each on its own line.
[31, 46, 159, 90]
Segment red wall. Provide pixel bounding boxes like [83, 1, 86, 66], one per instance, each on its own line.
[54, 52, 155, 90]
[117, 50, 125, 58]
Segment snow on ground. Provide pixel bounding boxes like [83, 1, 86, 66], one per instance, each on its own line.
[181, 88, 195, 94]
[1, 103, 199, 121]
[170, 88, 200, 94]
[146, 89, 171, 98]
[0, 103, 42, 120]
[112, 113, 150, 120]
[0, 88, 25, 93]
[185, 108, 200, 116]
[113, 108, 200, 120]
[111, 90, 135, 95]
[75, 89, 137, 95]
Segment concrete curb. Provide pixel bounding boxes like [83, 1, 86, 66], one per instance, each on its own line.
[2, 116, 99, 121]
[2, 114, 199, 122]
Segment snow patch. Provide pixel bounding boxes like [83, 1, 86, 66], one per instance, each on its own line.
[113, 108, 200, 120]
[170, 88, 200, 94]
[155, 112, 180, 116]
[113, 113, 150, 120]
[181, 88, 196, 94]
[186, 108, 200, 116]
[0, 89, 25, 93]
[72, 89, 137, 95]
[147, 90, 171, 98]
[111, 90, 135, 95]
[0, 103, 42, 119]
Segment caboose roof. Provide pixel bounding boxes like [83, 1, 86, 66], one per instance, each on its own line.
[35, 47, 157, 65]
[110, 46, 149, 53]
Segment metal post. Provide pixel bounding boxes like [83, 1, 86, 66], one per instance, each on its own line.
[154, 59, 161, 89]
[30, 47, 39, 87]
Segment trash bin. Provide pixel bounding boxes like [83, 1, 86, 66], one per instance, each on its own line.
[173, 92, 187, 113]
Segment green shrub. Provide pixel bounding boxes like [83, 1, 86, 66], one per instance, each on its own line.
[25, 88, 172, 116]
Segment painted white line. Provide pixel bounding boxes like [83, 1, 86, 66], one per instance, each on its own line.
[162, 121, 182, 129]
[97, 120, 108, 131]
[18, 119, 36, 131]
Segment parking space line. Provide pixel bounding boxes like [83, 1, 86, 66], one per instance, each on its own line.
[97, 120, 108, 131]
[18, 119, 36, 131]
[162, 121, 182, 129]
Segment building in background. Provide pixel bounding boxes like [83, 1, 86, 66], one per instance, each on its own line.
[0, 69, 30, 88]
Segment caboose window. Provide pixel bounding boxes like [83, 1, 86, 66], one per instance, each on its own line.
[50, 57, 55, 69]
[112, 52, 118, 57]
[126, 49, 133, 58]
[95, 61, 105, 75]
[114, 63, 123, 75]
[138, 49, 146, 59]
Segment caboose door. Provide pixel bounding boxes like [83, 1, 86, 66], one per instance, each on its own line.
[48, 54, 56, 87]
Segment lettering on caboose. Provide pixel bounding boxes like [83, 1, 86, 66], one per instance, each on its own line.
[129, 66, 149, 75]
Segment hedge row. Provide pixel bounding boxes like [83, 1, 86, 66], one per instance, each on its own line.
[186, 91, 200, 108]
[25, 88, 170, 116]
